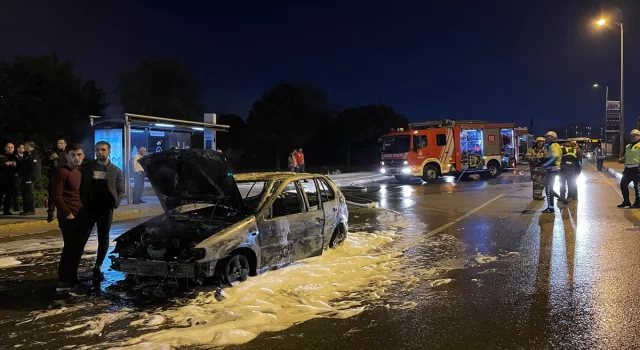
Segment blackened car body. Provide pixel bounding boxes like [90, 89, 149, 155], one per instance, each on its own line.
[110, 149, 349, 285]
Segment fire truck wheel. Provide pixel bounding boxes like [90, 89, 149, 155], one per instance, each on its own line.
[394, 175, 411, 183]
[422, 165, 439, 183]
[485, 161, 501, 178]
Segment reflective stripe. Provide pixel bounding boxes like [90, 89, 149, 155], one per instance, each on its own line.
[625, 143, 640, 166]
[545, 143, 562, 170]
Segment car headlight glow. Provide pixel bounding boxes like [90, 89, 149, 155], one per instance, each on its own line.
[381, 161, 385, 165]
[403, 160, 408, 165]
[401, 167, 411, 174]
[380, 168, 387, 174]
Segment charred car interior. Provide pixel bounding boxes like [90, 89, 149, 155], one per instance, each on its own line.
[110, 149, 349, 286]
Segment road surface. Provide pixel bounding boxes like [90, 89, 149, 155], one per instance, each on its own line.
[1, 164, 638, 349]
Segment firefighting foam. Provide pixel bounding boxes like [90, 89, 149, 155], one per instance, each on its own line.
[96, 229, 409, 349]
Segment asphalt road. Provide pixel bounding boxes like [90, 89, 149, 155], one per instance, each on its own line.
[1, 163, 638, 349]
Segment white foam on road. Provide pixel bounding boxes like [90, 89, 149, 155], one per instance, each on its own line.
[101, 230, 407, 349]
[0, 257, 22, 268]
[474, 253, 498, 264]
[375, 210, 415, 229]
[430, 278, 453, 288]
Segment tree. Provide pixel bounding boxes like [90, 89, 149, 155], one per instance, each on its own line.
[335, 104, 408, 166]
[118, 60, 204, 121]
[0, 52, 107, 149]
[216, 114, 248, 166]
[216, 114, 247, 150]
[246, 82, 332, 169]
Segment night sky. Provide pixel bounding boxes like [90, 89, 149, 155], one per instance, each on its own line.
[1, 0, 638, 133]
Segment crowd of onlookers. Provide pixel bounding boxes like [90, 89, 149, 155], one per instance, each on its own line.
[0, 141, 42, 216]
[1, 137, 127, 297]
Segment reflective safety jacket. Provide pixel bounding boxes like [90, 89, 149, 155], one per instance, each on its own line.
[595, 147, 605, 160]
[526, 146, 546, 170]
[561, 146, 580, 170]
[624, 142, 640, 168]
[543, 142, 562, 171]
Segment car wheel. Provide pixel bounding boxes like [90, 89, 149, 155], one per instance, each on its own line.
[394, 175, 411, 183]
[329, 224, 347, 248]
[486, 161, 500, 178]
[421, 165, 439, 183]
[221, 254, 250, 285]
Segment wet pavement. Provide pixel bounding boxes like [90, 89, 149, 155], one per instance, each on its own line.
[1, 164, 639, 349]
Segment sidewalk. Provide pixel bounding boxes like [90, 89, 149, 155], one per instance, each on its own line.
[0, 197, 164, 238]
[604, 160, 624, 181]
[0, 171, 389, 238]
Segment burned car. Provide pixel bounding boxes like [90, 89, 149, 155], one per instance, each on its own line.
[110, 149, 349, 285]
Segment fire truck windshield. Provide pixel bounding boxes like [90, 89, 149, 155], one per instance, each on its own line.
[381, 135, 410, 153]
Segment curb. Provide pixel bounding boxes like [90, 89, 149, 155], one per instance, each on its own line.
[607, 166, 623, 181]
[333, 175, 389, 186]
[0, 173, 389, 239]
[0, 207, 163, 239]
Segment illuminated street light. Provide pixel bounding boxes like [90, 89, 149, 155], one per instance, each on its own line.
[594, 13, 624, 157]
[593, 83, 599, 88]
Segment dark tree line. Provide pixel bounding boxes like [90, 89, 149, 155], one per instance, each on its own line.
[0, 52, 106, 150]
[1, 54, 408, 172]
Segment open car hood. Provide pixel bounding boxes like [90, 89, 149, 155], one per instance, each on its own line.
[138, 149, 245, 213]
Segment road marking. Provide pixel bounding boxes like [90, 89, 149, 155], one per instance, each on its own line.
[426, 194, 505, 237]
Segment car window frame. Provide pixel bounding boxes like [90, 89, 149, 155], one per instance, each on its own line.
[301, 178, 322, 212]
[262, 179, 307, 220]
[317, 177, 335, 203]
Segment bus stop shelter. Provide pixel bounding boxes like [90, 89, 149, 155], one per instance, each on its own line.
[90, 113, 230, 205]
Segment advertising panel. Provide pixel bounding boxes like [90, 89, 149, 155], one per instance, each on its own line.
[606, 100, 621, 133]
[94, 128, 123, 171]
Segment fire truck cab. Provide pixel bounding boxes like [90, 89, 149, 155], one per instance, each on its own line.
[379, 120, 518, 183]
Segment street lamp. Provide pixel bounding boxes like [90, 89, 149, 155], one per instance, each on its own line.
[596, 16, 624, 157]
[593, 83, 609, 154]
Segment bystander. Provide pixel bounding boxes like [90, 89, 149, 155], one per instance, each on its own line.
[131, 147, 147, 204]
[80, 141, 125, 282]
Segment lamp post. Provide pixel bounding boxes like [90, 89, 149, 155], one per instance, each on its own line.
[593, 83, 609, 154]
[596, 17, 624, 157]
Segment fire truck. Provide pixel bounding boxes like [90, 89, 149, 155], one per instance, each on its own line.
[379, 120, 519, 183]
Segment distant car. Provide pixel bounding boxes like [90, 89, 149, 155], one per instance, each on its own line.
[110, 149, 349, 286]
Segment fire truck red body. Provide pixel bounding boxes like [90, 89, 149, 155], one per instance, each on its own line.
[379, 120, 520, 182]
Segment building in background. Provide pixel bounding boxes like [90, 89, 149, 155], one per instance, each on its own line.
[555, 122, 604, 139]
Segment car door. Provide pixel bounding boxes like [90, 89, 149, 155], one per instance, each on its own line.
[256, 179, 323, 267]
[291, 178, 325, 261]
[317, 177, 340, 245]
[256, 180, 300, 268]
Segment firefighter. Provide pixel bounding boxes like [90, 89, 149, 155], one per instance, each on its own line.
[559, 140, 581, 201]
[618, 129, 640, 208]
[526, 137, 547, 200]
[541, 131, 563, 213]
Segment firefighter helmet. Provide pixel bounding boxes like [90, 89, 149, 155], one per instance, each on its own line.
[535, 137, 545, 142]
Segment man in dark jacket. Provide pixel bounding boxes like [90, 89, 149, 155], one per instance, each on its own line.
[54, 143, 89, 297]
[20, 142, 41, 216]
[46, 138, 67, 222]
[80, 141, 125, 282]
[0, 143, 19, 215]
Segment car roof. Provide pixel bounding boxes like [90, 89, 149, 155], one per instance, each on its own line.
[233, 172, 328, 183]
